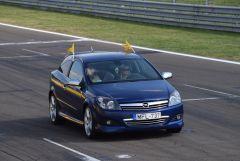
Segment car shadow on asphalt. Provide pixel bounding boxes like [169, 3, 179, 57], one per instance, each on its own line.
[0, 117, 175, 143]
[61, 119, 175, 142]
[94, 131, 172, 142]
[53, 119, 174, 142]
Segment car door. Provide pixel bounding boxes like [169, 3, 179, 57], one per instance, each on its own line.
[53, 60, 72, 115]
[64, 60, 86, 119]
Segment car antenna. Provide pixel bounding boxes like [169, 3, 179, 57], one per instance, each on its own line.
[90, 46, 94, 53]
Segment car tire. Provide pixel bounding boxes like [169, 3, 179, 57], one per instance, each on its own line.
[167, 127, 182, 133]
[84, 106, 96, 138]
[49, 94, 63, 125]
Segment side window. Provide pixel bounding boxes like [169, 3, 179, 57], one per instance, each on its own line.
[69, 61, 83, 81]
[60, 60, 72, 76]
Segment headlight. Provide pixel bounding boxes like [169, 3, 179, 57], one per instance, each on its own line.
[96, 96, 121, 110]
[169, 90, 181, 106]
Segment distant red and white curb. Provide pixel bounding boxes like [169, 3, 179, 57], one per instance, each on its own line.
[0, 22, 239, 66]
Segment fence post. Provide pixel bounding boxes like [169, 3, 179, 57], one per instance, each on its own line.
[205, 0, 209, 5]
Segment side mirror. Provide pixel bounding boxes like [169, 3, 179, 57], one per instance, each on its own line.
[162, 72, 173, 79]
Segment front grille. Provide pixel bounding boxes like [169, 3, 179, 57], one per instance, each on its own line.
[120, 100, 168, 111]
[124, 117, 168, 126]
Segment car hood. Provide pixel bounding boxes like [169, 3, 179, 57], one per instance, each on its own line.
[90, 80, 171, 103]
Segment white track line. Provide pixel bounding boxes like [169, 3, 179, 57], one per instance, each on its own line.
[0, 49, 49, 59]
[184, 84, 239, 97]
[0, 55, 40, 59]
[43, 138, 100, 161]
[0, 22, 82, 39]
[22, 49, 49, 56]
[182, 97, 221, 102]
[0, 39, 86, 46]
[0, 22, 240, 65]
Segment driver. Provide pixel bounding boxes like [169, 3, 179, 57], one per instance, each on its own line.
[86, 66, 102, 83]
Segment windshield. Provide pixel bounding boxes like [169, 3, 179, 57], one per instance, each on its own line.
[85, 58, 161, 84]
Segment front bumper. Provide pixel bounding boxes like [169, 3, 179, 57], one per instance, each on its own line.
[93, 103, 184, 133]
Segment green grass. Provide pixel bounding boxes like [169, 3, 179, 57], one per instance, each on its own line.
[151, 0, 240, 6]
[0, 4, 239, 61]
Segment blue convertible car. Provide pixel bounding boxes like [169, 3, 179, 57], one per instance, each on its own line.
[49, 52, 183, 138]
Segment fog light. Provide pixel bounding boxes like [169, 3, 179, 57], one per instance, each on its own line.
[176, 114, 181, 120]
[106, 120, 111, 125]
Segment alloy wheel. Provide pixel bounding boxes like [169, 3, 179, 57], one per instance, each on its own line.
[84, 107, 93, 137]
[49, 95, 57, 122]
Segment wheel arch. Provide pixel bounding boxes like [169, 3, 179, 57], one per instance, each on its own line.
[81, 99, 95, 120]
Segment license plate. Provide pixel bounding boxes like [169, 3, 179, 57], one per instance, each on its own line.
[135, 112, 161, 120]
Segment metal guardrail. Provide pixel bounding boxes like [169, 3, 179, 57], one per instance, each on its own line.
[0, 0, 239, 32]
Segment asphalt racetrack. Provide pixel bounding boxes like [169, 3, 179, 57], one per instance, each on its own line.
[0, 24, 239, 161]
